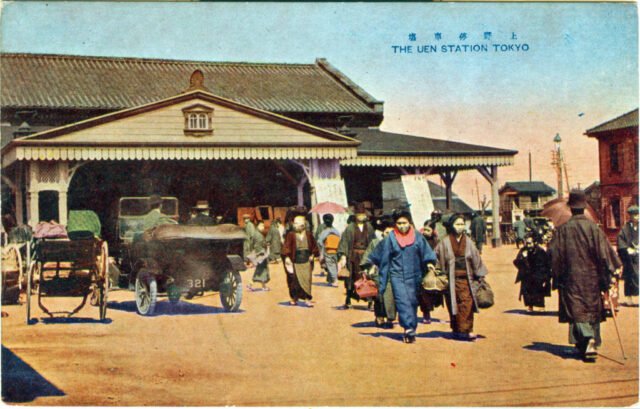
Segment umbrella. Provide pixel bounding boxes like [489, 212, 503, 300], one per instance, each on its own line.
[309, 201, 348, 214]
[540, 197, 599, 227]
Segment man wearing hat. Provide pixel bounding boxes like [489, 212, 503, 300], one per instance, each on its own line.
[337, 203, 376, 309]
[242, 214, 257, 259]
[142, 194, 177, 230]
[186, 201, 215, 226]
[548, 189, 622, 362]
[617, 205, 639, 306]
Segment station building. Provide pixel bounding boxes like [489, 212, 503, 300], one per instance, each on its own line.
[1, 53, 517, 245]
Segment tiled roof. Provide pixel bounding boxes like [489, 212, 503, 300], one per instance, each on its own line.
[585, 108, 639, 135]
[352, 128, 517, 156]
[1, 53, 382, 114]
[499, 181, 556, 195]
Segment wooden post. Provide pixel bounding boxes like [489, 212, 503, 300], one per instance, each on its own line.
[15, 165, 24, 225]
[476, 165, 502, 247]
[297, 176, 307, 207]
[439, 170, 458, 211]
[27, 162, 39, 227]
[491, 165, 501, 246]
[58, 190, 68, 225]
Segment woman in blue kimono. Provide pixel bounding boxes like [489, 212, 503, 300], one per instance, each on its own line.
[369, 209, 437, 343]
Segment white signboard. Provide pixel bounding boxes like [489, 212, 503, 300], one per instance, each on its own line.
[312, 178, 349, 234]
[401, 174, 435, 227]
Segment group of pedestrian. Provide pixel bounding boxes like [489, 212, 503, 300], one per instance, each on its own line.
[235, 190, 637, 359]
[511, 189, 637, 362]
[318, 205, 488, 344]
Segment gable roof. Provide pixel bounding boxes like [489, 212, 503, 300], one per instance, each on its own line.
[499, 181, 556, 195]
[585, 108, 639, 136]
[2, 88, 361, 167]
[11, 89, 360, 145]
[0, 53, 383, 115]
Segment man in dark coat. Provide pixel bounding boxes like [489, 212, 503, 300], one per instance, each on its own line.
[514, 233, 552, 312]
[513, 216, 527, 248]
[186, 201, 215, 226]
[337, 203, 376, 309]
[247, 220, 271, 291]
[618, 205, 639, 306]
[469, 212, 487, 254]
[266, 218, 283, 263]
[548, 190, 622, 361]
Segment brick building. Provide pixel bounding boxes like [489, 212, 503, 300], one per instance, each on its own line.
[585, 108, 639, 242]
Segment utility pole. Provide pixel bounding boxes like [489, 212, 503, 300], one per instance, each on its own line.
[552, 133, 564, 198]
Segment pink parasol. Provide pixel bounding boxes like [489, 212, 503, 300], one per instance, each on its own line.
[309, 201, 348, 214]
[541, 197, 599, 227]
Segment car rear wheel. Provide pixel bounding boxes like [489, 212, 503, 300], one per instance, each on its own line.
[219, 270, 242, 312]
[135, 270, 157, 316]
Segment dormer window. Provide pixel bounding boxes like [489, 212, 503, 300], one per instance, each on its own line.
[183, 104, 213, 136]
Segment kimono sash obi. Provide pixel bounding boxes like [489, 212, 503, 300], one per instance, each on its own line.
[295, 249, 311, 263]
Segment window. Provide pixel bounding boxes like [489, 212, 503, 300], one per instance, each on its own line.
[610, 143, 620, 173]
[182, 104, 213, 136]
[187, 113, 209, 130]
[611, 197, 621, 228]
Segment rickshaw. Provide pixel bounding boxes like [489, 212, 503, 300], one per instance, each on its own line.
[1, 225, 33, 305]
[2, 243, 24, 305]
[115, 197, 246, 316]
[26, 230, 109, 324]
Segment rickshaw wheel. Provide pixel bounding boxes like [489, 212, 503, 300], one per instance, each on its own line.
[135, 270, 157, 316]
[1, 245, 22, 305]
[91, 241, 110, 308]
[26, 262, 39, 325]
[220, 270, 242, 312]
[98, 280, 108, 321]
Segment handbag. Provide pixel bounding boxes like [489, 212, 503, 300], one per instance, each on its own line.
[354, 273, 378, 299]
[422, 265, 448, 293]
[471, 278, 494, 309]
[337, 266, 351, 280]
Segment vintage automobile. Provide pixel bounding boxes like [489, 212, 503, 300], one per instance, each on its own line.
[116, 197, 246, 315]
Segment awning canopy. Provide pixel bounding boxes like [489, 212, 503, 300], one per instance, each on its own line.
[341, 128, 516, 168]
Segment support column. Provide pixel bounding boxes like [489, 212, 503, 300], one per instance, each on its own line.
[28, 190, 39, 227]
[58, 190, 68, 225]
[477, 165, 501, 247]
[297, 176, 307, 207]
[27, 162, 39, 227]
[490, 166, 500, 247]
[15, 165, 24, 225]
[439, 170, 458, 211]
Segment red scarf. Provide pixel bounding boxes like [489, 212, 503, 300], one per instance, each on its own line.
[394, 226, 416, 248]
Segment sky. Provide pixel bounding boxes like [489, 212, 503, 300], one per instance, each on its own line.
[1, 2, 638, 208]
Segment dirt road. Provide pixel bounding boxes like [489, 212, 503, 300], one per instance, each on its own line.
[2, 244, 638, 406]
